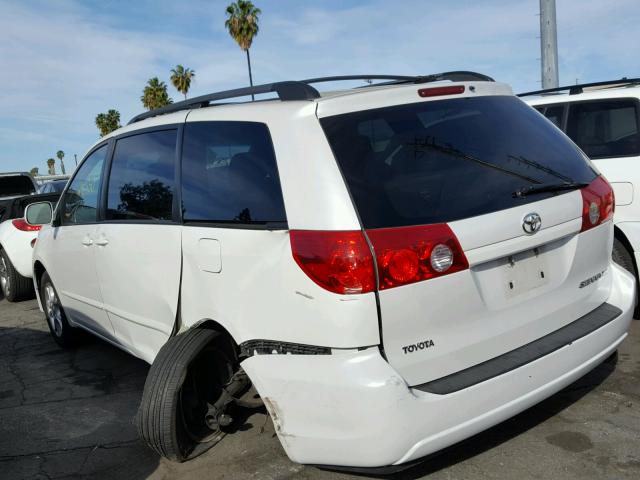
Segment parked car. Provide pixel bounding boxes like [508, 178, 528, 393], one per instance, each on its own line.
[0, 192, 61, 301]
[37, 179, 68, 194]
[0, 172, 38, 214]
[522, 78, 640, 314]
[29, 72, 635, 470]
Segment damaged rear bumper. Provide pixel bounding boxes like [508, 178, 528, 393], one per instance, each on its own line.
[241, 263, 635, 468]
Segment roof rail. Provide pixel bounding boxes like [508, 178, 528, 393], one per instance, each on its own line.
[518, 77, 640, 97]
[300, 71, 494, 85]
[128, 81, 321, 124]
[128, 71, 494, 124]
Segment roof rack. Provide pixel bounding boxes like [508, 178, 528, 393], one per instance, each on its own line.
[128, 71, 494, 124]
[300, 71, 495, 85]
[518, 77, 640, 97]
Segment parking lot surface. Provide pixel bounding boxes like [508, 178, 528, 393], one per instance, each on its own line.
[0, 297, 638, 480]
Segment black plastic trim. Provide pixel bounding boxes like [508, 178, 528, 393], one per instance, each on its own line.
[414, 302, 622, 395]
[518, 77, 640, 97]
[128, 81, 321, 124]
[128, 72, 494, 124]
[240, 340, 331, 357]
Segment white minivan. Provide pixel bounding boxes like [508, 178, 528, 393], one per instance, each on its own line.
[29, 72, 635, 470]
[523, 78, 640, 315]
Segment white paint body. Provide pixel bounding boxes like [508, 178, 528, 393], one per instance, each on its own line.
[0, 219, 37, 277]
[526, 86, 640, 267]
[33, 80, 636, 468]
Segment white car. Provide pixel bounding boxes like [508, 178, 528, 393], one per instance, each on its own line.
[523, 78, 640, 314]
[0, 193, 59, 301]
[29, 72, 635, 470]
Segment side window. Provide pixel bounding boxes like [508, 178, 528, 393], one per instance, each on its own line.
[61, 145, 107, 225]
[567, 100, 640, 158]
[181, 121, 286, 224]
[543, 105, 564, 128]
[106, 130, 177, 221]
[357, 118, 395, 152]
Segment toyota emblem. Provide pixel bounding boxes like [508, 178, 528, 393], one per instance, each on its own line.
[522, 212, 542, 234]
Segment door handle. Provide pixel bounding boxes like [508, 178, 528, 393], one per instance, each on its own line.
[95, 238, 109, 246]
[81, 237, 93, 246]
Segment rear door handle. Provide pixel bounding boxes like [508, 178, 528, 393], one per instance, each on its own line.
[95, 238, 109, 247]
[81, 237, 93, 246]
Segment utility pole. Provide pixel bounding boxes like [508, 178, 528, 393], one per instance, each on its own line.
[540, 0, 559, 88]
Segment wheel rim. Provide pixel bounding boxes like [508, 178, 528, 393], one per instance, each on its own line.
[178, 345, 235, 448]
[0, 256, 10, 298]
[44, 283, 63, 337]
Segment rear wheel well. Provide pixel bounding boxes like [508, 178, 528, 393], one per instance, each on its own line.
[189, 319, 239, 355]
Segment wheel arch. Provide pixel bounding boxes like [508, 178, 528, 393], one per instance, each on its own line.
[33, 260, 46, 291]
[183, 318, 240, 354]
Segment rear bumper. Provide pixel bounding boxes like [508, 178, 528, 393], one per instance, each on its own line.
[242, 262, 635, 468]
[1, 228, 35, 278]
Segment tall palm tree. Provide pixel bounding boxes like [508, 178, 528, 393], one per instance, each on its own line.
[56, 150, 66, 175]
[170, 65, 196, 100]
[95, 109, 121, 137]
[141, 77, 173, 110]
[225, 1, 261, 100]
[46, 158, 56, 175]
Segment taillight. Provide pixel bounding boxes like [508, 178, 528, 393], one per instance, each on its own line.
[290, 230, 375, 294]
[12, 219, 41, 232]
[367, 224, 468, 289]
[290, 225, 468, 294]
[580, 176, 614, 232]
[418, 85, 465, 98]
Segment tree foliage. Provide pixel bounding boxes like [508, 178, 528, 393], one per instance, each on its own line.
[170, 65, 195, 100]
[225, 1, 261, 51]
[141, 77, 173, 110]
[46, 158, 56, 175]
[95, 109, 122, 137]
[56, 150, 66, 174]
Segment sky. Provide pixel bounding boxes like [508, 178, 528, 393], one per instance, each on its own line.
[0, 0, 639, 173]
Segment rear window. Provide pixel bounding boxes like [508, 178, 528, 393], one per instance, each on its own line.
[321, 95, 596, 229]
[0, 175, 35, 198]
[566, 99, 640, 159]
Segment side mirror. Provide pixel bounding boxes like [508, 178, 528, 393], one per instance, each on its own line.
[24, 202, 53, 226]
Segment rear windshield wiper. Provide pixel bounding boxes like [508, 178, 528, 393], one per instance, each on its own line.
[512, 182, 588, 198]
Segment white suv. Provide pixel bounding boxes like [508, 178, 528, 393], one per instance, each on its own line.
[523, 78, 640, 314]
[30, 72, 635, 470]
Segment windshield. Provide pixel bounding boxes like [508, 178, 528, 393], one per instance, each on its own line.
[0, 175, 35, 198]
[321, 95, 597, 228]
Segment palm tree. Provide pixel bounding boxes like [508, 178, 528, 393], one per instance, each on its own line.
[141, 77, 173, 110]
[170, 65, 196, 100]
[225, 1, 261, 100]
[46, 158, 56, 175]
[95, 109, 122, 137]
[56, 150, 66, 175]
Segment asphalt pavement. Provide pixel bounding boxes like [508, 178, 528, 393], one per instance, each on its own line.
[0, 297, 639, 480]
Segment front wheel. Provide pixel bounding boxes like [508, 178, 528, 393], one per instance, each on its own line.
[40, 271, 81, 347]
[137, 328, 244, 462]
[612, 237, 639, 319]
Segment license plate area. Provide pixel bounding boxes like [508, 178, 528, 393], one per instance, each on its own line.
[504, 248, 548, 298]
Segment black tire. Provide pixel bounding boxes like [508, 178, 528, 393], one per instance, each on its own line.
[612, 237, 640, 319]
[40, 271, 81, 347]
[137, 328, 238, 462]
[0, 249, 34, 302]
